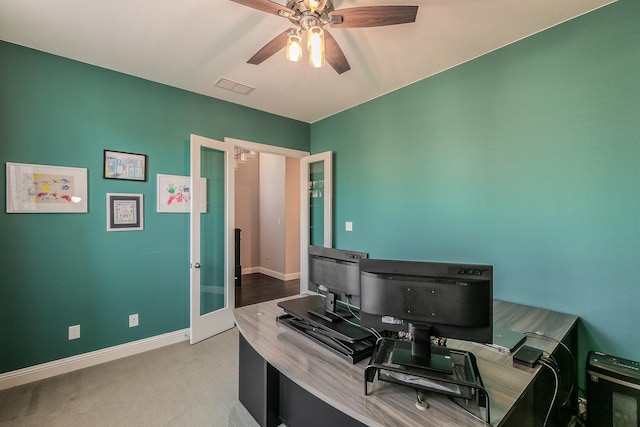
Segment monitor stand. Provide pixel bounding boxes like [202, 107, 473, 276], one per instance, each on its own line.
[390, 324, 453, 374]
[307, 293, 354, 323]
[364, 337, 490, 424]
[390, 341, 453, 374]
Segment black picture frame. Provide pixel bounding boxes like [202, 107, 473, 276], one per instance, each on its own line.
[103, 150, 147, 181]
[106, 193, 144, 231]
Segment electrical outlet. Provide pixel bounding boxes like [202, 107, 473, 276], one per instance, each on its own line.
[129, 314, 139, 328]
[68, 325, 80, 340]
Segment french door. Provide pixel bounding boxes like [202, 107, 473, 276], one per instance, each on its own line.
[189, 134, 332, 342]
[299, 151, 332, 293]
[189, 134, 235, 344]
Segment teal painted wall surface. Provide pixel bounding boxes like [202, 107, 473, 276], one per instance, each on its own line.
[311, 0, 640, 376]
[0, 41, 309, 373]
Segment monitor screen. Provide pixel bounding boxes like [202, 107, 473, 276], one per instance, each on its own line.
[359, 258, 493, 372]
[308, 245, 368, 314]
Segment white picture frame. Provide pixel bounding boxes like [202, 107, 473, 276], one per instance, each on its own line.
[156, 174, 206, 213]
[6, 162, 88, 213]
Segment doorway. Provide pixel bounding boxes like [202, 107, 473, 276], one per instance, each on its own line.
[227, 138, 309, 294]
[234, 151, 301, 281]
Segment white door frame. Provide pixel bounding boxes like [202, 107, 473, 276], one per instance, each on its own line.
[225, 139, 332, 295]
[225, 138, 309, 159]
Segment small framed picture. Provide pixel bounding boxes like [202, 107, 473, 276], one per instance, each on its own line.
[107, 193, 143, 231]
[6, 162, 88, 213]
[156, 174, 207, 213]
[157, 174, 190, 213]
[103, 150, 147, 181]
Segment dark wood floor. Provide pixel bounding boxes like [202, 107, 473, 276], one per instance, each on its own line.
[235, 273, 300, 307]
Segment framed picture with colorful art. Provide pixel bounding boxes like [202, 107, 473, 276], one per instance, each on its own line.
[156, 174, 207, 213]
[103, 150, 147, 181]
[6, 162, 88, 213]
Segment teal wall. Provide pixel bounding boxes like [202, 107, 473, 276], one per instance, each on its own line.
[311, 0, 639, 378]
[0, 41, 309, 373]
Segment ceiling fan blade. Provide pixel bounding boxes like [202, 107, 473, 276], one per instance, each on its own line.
[247, 29, 290, 65]
[329, 6, 418, 28]
[324, 30, 350, 74]
[230, 0, 294, 18]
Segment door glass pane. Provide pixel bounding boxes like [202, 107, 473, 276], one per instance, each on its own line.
[200, 146, 225, 315]
[309, 161, 324, 246]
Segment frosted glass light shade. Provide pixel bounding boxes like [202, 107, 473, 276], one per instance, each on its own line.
[307, 26, 325, 68]
[286, 33, 302, 62]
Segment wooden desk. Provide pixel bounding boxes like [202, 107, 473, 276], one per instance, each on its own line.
[234, 297, 577, 427]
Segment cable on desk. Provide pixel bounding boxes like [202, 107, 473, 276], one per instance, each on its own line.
[332, 305, 382, 340]
[538, 358, 559, 427]
[344, 296, 382, 339]
[524, 331, 576, 408]
[370, 328, 382, 340]
[541, 350, 559, 371]
[346, 296, 360, 320]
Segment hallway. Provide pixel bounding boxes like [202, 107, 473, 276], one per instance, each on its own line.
[235, 273, 300, 307]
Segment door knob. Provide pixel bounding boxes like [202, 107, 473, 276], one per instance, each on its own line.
[194, 263, 201, 269]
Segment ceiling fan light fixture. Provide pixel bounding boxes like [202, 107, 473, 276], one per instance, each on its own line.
[235, 0, 419, 74]
[286, 32, 302, 62]
[303, 0, 327, 12]
[307, 26, 325, 68]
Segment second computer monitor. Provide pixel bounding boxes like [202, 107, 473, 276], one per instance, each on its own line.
[308, 245, 368, 309]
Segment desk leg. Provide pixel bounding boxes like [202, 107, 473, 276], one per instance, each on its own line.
[239, 333, 280, 427]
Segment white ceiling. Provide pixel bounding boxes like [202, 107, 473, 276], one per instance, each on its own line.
[0, 0, 614, 123]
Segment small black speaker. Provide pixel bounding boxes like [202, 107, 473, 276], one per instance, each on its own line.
[587, 351, 640, 427]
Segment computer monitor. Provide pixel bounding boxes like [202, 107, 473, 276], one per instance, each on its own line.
[308, 245, 368, 320]
[359, 258, 493, 373]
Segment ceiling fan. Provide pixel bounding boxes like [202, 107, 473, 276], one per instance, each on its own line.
[231, 0, 419, 74]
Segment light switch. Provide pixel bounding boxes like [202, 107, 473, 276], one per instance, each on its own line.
[345, 221, 353, 232]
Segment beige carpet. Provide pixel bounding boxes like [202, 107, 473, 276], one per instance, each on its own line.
[0, 328, 259, 427]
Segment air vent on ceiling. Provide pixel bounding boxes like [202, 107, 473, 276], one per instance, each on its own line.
[214, 78, 255, 95]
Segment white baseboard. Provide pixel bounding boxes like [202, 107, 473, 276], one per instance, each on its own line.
[0, 328, 190, 391]
[241, 267, 300, 281]
[257, 267, 284, 280]
[255, 267, 300, 282]
[241, 266, 260, 275]
[283, 271, 300, 281]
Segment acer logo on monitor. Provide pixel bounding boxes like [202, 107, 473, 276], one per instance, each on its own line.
[457, 268, 488, 276]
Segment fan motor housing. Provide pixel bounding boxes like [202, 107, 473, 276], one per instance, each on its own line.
[286, 0, 334, 25]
